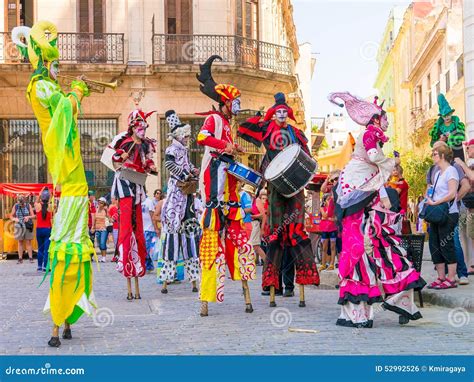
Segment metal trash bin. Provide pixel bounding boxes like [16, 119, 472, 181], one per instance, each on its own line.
[400, 233, 425, 307]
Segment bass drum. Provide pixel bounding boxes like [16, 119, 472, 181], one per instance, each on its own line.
[264, 144, 317, 198]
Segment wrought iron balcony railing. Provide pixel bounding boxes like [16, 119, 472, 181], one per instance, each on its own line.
[152, 34, 294, 76]
[0, 32, 124, 64]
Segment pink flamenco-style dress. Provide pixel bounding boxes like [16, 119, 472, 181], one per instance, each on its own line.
[329, 92, 425, 328]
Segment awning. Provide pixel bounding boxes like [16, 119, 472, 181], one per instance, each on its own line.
[0, 183, 60, 197]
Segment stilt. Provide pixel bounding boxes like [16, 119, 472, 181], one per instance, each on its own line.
[299, 284, 306, 307]
[191, 280, 198, 293]
[63, 322, 72, 339]
[127, 278, 133, 300]
[134, 277, 141, 299]
[200, 301, 208, 317]
[269, 285, 276, 307]
[242, 280, 253, 313]
[48, 325, 61, 347]
[161, 281, 168, 294]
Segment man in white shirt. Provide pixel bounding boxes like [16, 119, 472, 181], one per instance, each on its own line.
[142, 194, 157, 272]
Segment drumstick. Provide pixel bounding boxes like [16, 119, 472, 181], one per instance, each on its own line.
[116, 142, 136, 171]
[288, 328, 320, 334]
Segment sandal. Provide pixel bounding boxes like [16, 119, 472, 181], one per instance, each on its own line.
[427, 278, 445, 289]
[29, 259, 34, 263]
[434, 279, 457, 289]
[17, 259, 23, 264]
[327, 265, 335, 271]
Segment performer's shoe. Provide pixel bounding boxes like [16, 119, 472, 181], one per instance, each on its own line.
[161, 288, 168, 294]
[327, 265, 335, 271]
[192, 287, 198, 293]
[318, 264, 327, 271]
[399, 315, 410, 325]
[245, 303, 254, 313]
[269, 301, 277, 307]
[275, 290, 283, 296]
[48, 336, 61, 347]
[62, 328, 72, 340]
[283, 290, 294, 297]
[134, 294, 141, 299]
[200, 302, 208, 317]
[299, 301, 306, 308]
[126, 293, 134, 301]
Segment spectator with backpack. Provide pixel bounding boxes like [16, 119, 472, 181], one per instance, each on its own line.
[424, 143, 460, 289]
[454, 139, 474, 275]
[34, 188, 54, 272]
[426, 141, 471, 285]
[11, 194, 35, 264]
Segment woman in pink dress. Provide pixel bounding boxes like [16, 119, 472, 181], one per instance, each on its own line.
[328, 92, 425, 328]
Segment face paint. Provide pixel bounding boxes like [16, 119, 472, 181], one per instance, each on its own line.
[380, 114, 389, 131]
[180, 135, 191, 146]
[134, 121, 147, 139]
[442, 114, 453, 124]
[231, 98, 241, 115]
[48, 60, 59, 81]
[275, 108, 288, 123]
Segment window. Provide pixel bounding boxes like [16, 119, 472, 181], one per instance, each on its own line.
[236, 0, 258, 39]
[437, 59, 442, 78]
[0, 118, 116, 194]
[164, 0, 193, 63]
[5, 0, 34, 30]
[457, 55, 464, 80]
[435, 81, 440, 98]
[338, 141, 344, 146]
[445, 71, 451, 92]
[78, 0, 105, 33]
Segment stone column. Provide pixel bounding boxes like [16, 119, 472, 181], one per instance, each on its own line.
[127, 0, 146, 65]
[464, 0, 474, 138]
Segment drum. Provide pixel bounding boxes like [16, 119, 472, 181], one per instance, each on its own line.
[118, 168, 147, 186]
[264, 144, 317, 198]
[227, 162, 263, 188]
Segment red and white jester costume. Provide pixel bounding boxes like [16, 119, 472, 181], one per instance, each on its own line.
[196, 55, 256, 316]
[111, 108, 157, 300]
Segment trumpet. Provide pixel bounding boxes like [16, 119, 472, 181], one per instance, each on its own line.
[58, 74, 118, 93]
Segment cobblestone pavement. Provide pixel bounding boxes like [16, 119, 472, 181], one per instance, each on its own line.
[0, 259, 472, 355]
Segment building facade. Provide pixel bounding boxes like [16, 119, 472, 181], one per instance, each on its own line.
[0, 0, 313, 194]
[315, 112, 359, 173]
[374, 0, 465, 156]
[464, 0, 474, 139]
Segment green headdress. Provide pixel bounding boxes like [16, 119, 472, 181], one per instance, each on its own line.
[12, 21, 59, 74]
[437, 94, 455, 117]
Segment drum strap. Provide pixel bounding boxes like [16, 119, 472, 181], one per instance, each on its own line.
[287, 126, 296, 144]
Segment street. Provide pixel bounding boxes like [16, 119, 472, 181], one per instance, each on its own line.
[0, 259, 472, 355]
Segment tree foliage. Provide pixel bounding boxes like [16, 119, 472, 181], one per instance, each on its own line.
[400, 152, 433, 201]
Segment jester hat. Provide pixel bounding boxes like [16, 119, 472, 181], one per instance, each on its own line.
[263, 92, 296, 121]
[12, 21, 59, 70]
[196, 55, 241, 105]
[437, 94, 455, 117]
[165, 109, 191, 140]
[328, 92, 385, 126]
[127, 108, 157, 133]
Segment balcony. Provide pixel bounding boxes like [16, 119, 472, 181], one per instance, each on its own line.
[0, 32, 124, 64]
[152, 34, 294, 76]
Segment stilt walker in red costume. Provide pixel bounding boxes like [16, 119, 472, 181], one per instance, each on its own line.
[196, 55, 256, 317]
[238, 93, 320, 308]
[110, 107, 157, 300]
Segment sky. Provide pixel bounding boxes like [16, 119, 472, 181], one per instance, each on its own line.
[292, 0, 411, 120]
